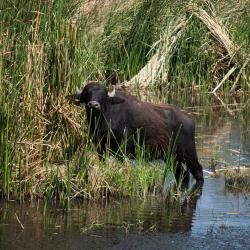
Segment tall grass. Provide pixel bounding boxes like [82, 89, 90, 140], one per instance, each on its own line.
[103, 0, 250, 90]
[0, 0, 95, 200]
[0, 0, 249, 202]
[102, 0, 170, 81]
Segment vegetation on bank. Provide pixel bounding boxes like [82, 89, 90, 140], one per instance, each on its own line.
[225, 168, 250, 195]
[0, 0, 250, 202]
[205, 165, 250, 195]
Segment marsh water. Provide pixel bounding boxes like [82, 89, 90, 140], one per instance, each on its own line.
[1, 94, 250, 250]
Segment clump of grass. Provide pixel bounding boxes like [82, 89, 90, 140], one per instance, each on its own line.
[225, 168, 250, 194]
[15, 151, 166, 201]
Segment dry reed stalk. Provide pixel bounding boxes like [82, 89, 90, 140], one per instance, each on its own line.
[212, 92, 235, 117]
[188, 3, 237, 59]
[231, 55, 250, 91]
[212, 66, 237, 93]
[123, 17, 188, 88]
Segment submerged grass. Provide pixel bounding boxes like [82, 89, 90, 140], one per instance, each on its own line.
[0, 0, 249, 202]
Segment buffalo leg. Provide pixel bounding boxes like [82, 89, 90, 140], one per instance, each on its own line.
[186, 159, 204, 184]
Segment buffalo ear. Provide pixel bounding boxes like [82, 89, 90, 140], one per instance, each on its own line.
[66, 94, 81, 106]
[107, 96, 125, 104]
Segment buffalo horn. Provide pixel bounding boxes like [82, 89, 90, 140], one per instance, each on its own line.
[108, 86, 116, 97]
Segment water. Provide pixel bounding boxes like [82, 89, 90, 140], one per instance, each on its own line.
[0, 98, 250, 250]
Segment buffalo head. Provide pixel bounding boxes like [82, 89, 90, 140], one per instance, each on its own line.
[66, 81, 124, 111]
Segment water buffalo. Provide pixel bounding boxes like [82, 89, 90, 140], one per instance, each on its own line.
[66, 81, 204, 184]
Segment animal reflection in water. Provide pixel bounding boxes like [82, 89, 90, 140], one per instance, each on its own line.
[130, 183, 203, 233]
[66, 82, 204, 185]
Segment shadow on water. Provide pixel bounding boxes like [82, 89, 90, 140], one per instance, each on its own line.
[0, 93, 250, 249]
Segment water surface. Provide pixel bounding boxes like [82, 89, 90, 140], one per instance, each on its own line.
[0, 95, 250, 250]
